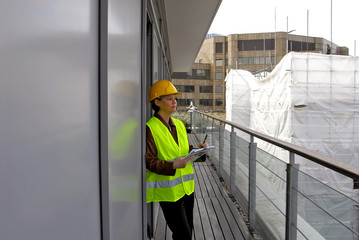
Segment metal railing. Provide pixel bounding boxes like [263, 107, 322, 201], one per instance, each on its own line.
[174, 110, 359, 240]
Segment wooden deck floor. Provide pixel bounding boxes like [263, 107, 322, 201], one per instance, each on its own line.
[154, 148, 255, 240]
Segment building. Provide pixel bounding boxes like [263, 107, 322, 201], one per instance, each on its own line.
[172, 32, 349, 112]
[172, 62, 225, 112]
[0, 0, 221, 239]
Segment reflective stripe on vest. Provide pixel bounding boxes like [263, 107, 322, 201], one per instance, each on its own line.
[146, 116, 194, 203]
[146, 173, 194, 189]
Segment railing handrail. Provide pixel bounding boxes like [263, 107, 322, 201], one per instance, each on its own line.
[193, 110, 359, 180]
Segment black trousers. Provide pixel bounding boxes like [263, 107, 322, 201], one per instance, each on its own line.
[159, 193, 194, 240]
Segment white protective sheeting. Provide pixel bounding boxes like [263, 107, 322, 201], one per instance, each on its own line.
[226, 52, 359, 200]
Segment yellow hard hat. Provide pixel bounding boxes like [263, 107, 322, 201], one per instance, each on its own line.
[148, 80, 182, 102]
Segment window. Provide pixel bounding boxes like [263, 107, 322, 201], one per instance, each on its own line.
[238, 39, 275, 51]
[178, 99, 194, 106]
[215, 99, 223, 106]
[215, 72, 223, 80]
[265, 56, 271, 64]
[259, 57, 264, 64]
[196, 69, 210, 79]
[290, 41, 301, 51]
[199, 99, 213, 106]
[265, 39, 275, 50]
[215, 86, 223, 93]
[288, 41, 315, 51]
[199, 86, 213, 93]
[242, 58, 249, 65]
[215, 42, 223, 53]
[172, 69, 210, 80]
[172, 72, 188, 79]
[215, 59, 223, 67]
[175, 85, 194, 93]
[248, 57, 254, 65]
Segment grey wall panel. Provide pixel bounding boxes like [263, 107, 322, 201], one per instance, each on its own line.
[0, 1, 101, 239]
[106, 0, 143, 239]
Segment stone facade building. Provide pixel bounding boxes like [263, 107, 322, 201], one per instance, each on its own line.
[173, 32, 348, 112]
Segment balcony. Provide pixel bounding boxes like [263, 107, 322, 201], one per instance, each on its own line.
[155, 110, 359, 240]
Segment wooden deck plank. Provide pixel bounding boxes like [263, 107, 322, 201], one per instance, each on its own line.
[204, 197, 225, 239]
[201, 163, 249, 240]
[194, 164, 209, 199]
[198, 165, 217, 199]
[211, 198, 236, 240]
[201, 163, 246, 240]
[205, 164, 254, 240]
[197, 198, 215, 240]
[193, 199, 205, 240]
[194, 165, 203, 199]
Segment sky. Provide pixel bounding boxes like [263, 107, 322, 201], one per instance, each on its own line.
[208, 0, 359, 55]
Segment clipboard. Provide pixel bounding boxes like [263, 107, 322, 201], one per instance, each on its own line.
[185, 146, 215, 162]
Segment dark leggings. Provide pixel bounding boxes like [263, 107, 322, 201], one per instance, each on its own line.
[159, 193, 194, 240]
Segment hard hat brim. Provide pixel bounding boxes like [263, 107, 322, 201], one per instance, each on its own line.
[148, 91, 182, 103]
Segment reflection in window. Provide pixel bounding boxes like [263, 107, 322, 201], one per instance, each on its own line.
[215, 99, 223, 106]
[216, 59, 223, 67]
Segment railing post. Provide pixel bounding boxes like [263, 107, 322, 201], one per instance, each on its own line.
[219, 123, 224, 177]
[230, 126, 237, 193]
[248, 135, 257, 233]
[190, 111, 193, 131]
[193, 111, 196, 133]
[211, 118, 214, 147]
[285, 152, 298, 240]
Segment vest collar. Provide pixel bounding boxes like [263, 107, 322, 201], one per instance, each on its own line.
[154, 112, 175, 129]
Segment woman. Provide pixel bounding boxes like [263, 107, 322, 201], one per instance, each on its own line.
[146, 80, 207, 240]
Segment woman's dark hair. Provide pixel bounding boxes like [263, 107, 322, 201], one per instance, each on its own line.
[151, 98, 161, 113]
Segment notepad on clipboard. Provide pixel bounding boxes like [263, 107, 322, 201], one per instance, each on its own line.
[184, 146, 215, 162]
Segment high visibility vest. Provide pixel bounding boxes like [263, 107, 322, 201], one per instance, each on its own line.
[146, 116, 194, 203]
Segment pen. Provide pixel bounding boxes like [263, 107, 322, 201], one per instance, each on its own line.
[203, 134, 207, 143]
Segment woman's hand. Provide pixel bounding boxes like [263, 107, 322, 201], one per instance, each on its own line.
[198, 141, 209, 148]
[173, 156, 192, 169]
